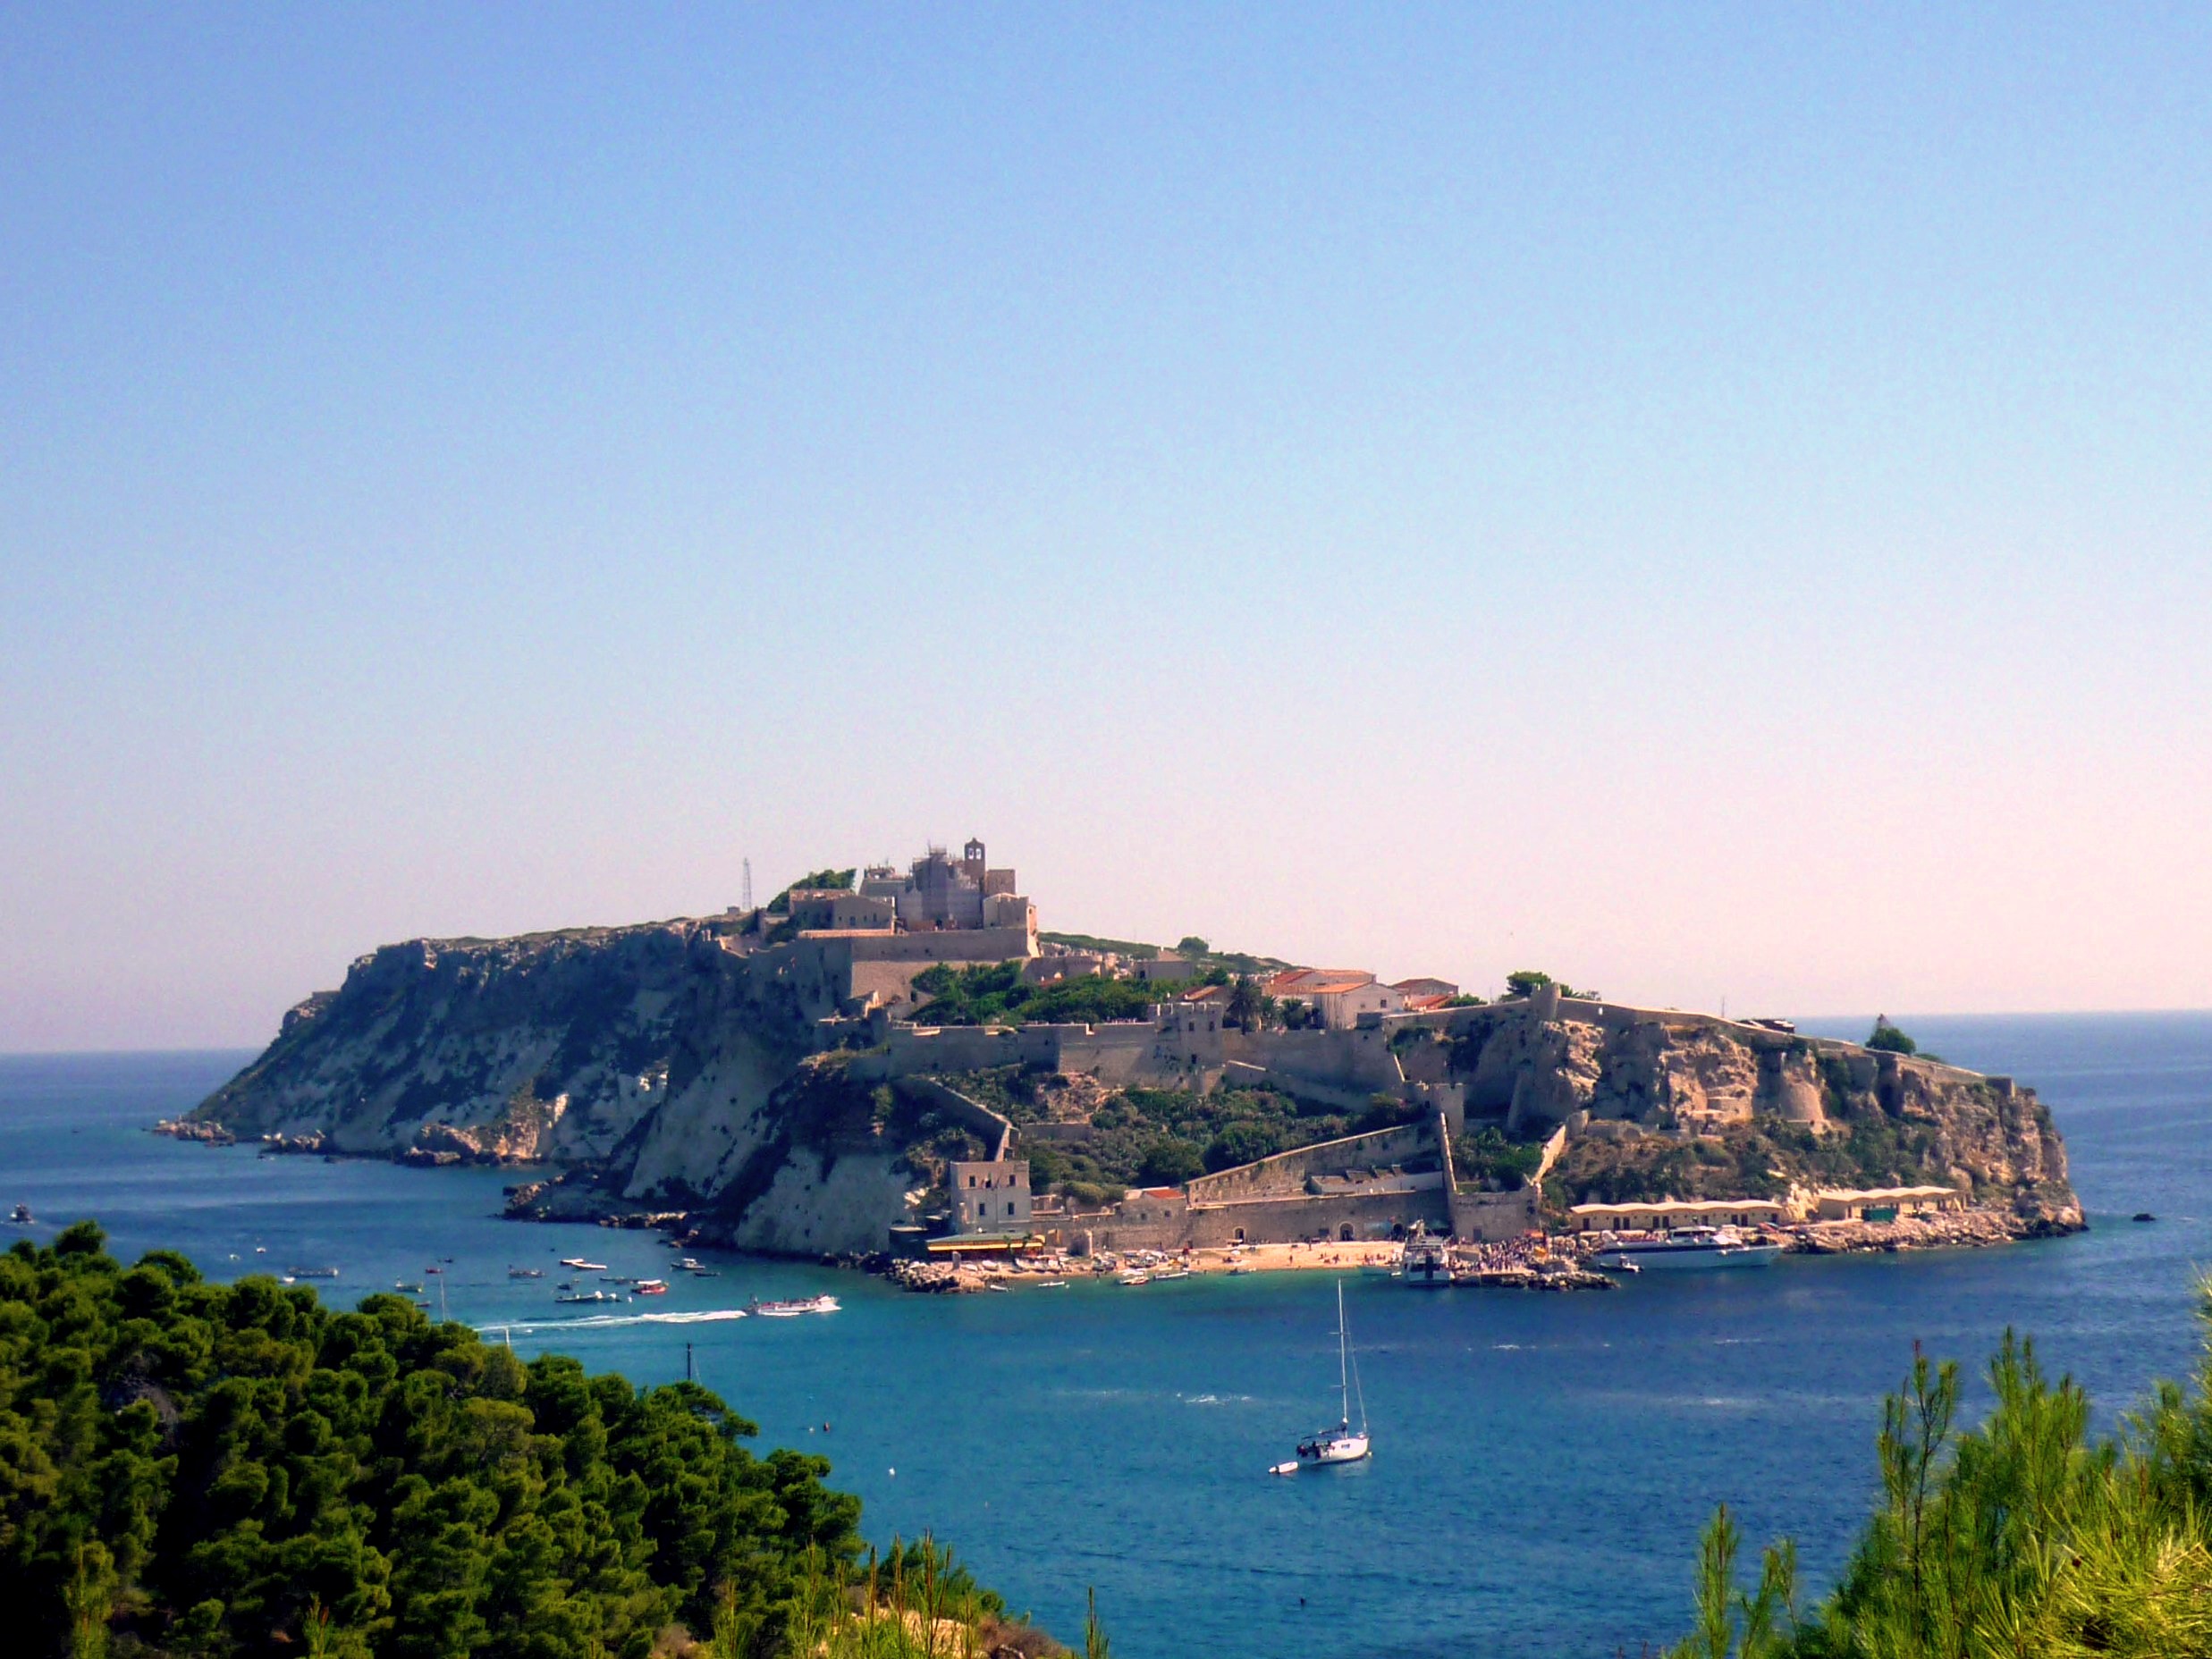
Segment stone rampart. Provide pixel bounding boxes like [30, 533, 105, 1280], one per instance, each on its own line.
[1184, 1122, 1433, 1206]
[891, 1076, 1012, 1160]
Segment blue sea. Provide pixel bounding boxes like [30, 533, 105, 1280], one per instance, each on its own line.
[4, 1013, 2208, 1659]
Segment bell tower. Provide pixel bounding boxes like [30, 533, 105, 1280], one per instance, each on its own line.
[961, 837, 986, 880]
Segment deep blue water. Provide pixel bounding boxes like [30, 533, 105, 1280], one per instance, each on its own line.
[3, 1013, 2209, 1659]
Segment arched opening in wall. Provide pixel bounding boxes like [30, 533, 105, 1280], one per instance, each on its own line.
[1232, 1228, 1245, 1244]
[1338, 1224, 1355, 1242]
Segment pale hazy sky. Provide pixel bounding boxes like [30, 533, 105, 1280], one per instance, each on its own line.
[4, 5, 2208, 1050]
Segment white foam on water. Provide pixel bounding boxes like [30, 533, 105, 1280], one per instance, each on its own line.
[479, 1308, 753, 1335]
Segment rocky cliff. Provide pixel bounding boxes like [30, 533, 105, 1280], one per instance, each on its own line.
[1429, 1000, 2077, 1223]
[188, 921, 925, 1254]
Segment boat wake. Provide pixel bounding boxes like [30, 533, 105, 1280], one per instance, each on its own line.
[481, 1308, 753, 1335]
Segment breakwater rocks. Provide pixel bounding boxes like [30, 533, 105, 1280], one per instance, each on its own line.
[152, 1119, 235, 1146]
[1459, 1264, 1617, 1291]
[1789, 1206, 2085, 1256]
[880, 1259, 989, 1293]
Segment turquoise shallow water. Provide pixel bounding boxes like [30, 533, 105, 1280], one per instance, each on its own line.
[4, 1013, 2209, 1658]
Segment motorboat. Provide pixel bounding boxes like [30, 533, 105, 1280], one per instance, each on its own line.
[1591, 1225, 1781, 1272]
[1033, 1278, 1069, 1289]
[555, 1290, 625, 1305]
[508, 1267, 544, 1279]
[1116, 1269, 1151, 1286]
[1270, 1282, 1372, 1475]
[747, 1294, 840, 1318]
[558, 1258, 608, 1272]
[9, 1203, 31, 1225]
[634, 1278, 669, 1295]
[287, 1266, 340, 1279]
[395, 1281, 425, 1294]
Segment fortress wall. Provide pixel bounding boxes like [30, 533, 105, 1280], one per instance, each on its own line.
[1449, 1186, 1541, 1241]
[891, 1076, 1012, 1160]
[1233, 1028, 1405, 1091]
[1184, 1122, 1433, 1205]
[1077, 1185, 1454, 1252]
[839, 925, 1036, 964]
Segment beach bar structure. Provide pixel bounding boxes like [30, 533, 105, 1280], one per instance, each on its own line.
[1564, 1198, 1790, 1233]
[1811, 1185, 1964, 1222]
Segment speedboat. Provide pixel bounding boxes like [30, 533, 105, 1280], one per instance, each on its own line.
[554, 1289, 624, 1305]
[747, 1294, 839, 1318]
[558, 1258, 608, 1272]
[8, 1203, 31, 1225]
[508, 1267, 544, 1279]
[1271, 1282, 1372, 1475]
[287, 1267, 340, 1279]
[634, 1279, 669, 1295]
[1591, 1225, 1781, 1272]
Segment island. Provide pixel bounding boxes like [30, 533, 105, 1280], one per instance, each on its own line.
[174, 838, 2083, 1277]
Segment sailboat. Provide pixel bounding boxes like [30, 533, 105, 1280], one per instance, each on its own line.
[1271, 1281, 1372, 1475]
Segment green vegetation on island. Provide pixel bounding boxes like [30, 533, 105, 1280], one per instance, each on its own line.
[907, 964, 1169, 1028]
[764, 870, 856, 914]
[1667, 1290, 2212, 1658]
[933, 1070, 1426, 1206]
[0, 1224, 1052, 1659]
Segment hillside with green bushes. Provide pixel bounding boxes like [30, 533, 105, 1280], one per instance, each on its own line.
[0, 1224, 1050, 1659]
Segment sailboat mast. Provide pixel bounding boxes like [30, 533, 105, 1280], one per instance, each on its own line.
[1337, 1281, 1350, 1426]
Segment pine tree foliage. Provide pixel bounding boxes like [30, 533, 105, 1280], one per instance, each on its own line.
[0, 1223, 891, 1658]
[1676, 1284, 2212, 1657]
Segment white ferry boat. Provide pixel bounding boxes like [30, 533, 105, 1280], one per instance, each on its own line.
[1591, 1225, 1781, 1271]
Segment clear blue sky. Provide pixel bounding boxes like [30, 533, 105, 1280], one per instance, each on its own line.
[3, 4, 2208, 1048]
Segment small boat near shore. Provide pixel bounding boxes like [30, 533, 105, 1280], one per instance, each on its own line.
[286, 1266, 340, 1279]
[508, 1267, 544, 1279]
[748, 1294, 839, 1318]
[9, 1203, 32, 1225]
[555, 1289, 624, 1305]
[1591, 1225, 1780, 1271]
[559, 1258, 608, 1271]
[1116, 1269, 1151, 1286]
[634, 1278, 669, 1295]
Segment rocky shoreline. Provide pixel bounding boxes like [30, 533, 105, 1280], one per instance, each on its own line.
[1784, 1206, 2086, 1256]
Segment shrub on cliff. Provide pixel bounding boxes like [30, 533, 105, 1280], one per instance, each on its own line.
[1667, 1293, 2212, 1657]
[1864, 1017, 1918, 1055]
[0, 1222, 934, 1659]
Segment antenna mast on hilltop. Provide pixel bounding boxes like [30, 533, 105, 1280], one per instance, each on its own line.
[742, 857, 754, 912]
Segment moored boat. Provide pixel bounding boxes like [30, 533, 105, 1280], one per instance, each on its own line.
[1271, 1281, 1372, 1474]
[558, 1258, 608, 1271]
[1591, 1225, 1780, 1271]
[634, 1278, 669, 1295]
[554, 1289, 624, 1304]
